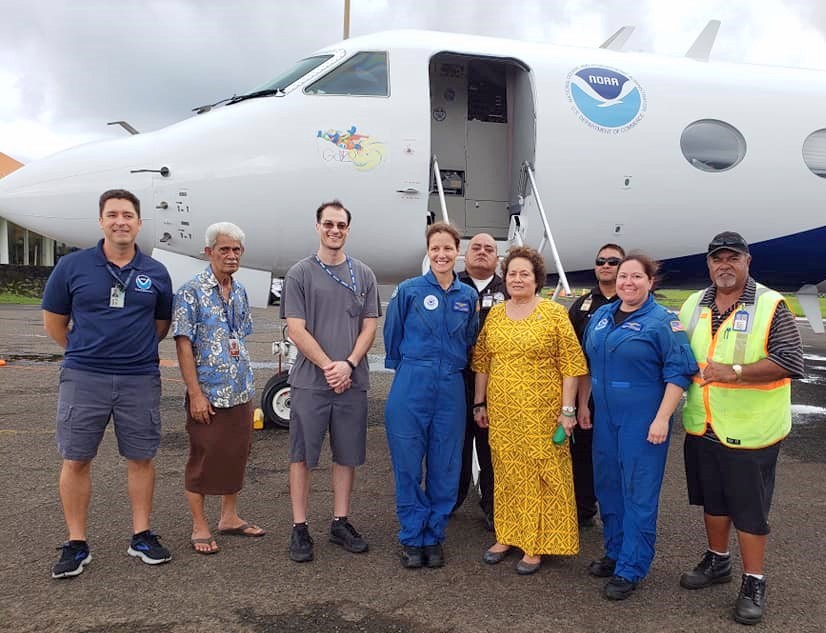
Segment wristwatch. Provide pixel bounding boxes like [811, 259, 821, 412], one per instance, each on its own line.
[561, 405, 576, 417]
[732, 364, 743, 381]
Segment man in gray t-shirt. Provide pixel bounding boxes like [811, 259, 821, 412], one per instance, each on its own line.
[279, 200, 380, 563]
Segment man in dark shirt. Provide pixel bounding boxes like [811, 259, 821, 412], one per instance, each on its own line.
[454, 233, 507, 531]
[569, 243, 625, 526]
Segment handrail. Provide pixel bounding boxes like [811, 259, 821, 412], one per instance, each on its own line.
[522, 161, 571, 296]
[432, 156, 450, 224]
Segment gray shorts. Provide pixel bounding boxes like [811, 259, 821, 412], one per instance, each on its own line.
[289, 387, 367, 468]
[56, 367, 162, 461]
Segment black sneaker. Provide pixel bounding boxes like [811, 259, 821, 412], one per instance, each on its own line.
[290, 523, 314, 562]
[588, 556, 617, 578]
[680, 550, 732, 589]
[329, 519, 368, 554]
[603, 575, 637, 600]
[52, 541, 91, 579]
[423, 543, 444, 568]
[400, 545, 424, 569]
[127, 530, 172, 565]
[734, 575, 767, 625]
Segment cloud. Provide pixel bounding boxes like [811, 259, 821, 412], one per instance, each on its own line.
[1, 0, 825, 161]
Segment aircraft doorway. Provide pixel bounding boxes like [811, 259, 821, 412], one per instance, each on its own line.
[428, 54, 535, 239]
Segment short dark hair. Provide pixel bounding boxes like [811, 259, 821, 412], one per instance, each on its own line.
[316, 200, 351, 225]
[425, 221, 460, 248]
[501, 246, 546, 295]
[619, 251, 660, 284]
[99, 189, 140, 217]
[596, 242, 625, 257]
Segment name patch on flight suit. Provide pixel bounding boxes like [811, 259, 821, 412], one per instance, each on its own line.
[453, 300, 470, 313]
[621, 321, 642, 332]
[424, 295, 439, 310]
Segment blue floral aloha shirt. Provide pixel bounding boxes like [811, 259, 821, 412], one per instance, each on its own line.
[172, 266, 255, 408]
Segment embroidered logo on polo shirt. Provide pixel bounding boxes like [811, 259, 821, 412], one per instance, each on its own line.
[135, 275, 153, 292]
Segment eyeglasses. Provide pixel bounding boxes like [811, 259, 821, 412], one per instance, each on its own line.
[320, 221, 349, 231]
[595, 257, 621, 266]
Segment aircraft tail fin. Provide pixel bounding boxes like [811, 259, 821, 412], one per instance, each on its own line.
[600, 26, 635, 51]
[685, 20, 721, 61]
[797, 284, 825, 334]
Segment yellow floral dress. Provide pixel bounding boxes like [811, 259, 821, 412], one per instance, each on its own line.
[472, 299, 588, 556]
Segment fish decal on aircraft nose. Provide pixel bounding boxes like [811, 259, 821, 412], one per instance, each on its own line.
[316, 125, 386, 171]
[565, 65, 647, 133]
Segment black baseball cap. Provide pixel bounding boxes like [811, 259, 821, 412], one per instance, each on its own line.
[707, 231, 749, 256]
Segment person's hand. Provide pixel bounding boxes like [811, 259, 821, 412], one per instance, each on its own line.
[577, 406, 592, 430]
[559, 413, 577, 435]
[474, 405, 489, 428]
[647, 416, 669, 444]
[333, 377, 352, 394]
[188, 391, 215, 424]
[323, 360, 352, 389]
[700, 358, 738, 386]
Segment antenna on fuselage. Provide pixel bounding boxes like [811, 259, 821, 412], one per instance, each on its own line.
[599, 26, 635, 51]
[685, 20, 721, 61]
[343, 0, 350, 39]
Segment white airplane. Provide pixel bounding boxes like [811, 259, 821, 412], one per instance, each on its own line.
[1, 26, 824, 421]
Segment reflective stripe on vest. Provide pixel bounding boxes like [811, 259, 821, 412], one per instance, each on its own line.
[678, 284, 791, 449]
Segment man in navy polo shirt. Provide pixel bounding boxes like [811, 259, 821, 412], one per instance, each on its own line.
[42, 189, 174, 578]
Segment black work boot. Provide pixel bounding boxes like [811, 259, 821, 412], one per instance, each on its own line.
[400, 545, 424, 569]
[680, 550, 732, 589]
[588, 556, 617, 578]
[734, 574, 767, 625]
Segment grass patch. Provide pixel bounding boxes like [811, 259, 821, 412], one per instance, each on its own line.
[544, 287, 824, 318]
[0, 293, 41, 305]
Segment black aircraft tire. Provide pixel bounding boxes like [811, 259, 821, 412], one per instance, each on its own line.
[261, 372, 291, 429]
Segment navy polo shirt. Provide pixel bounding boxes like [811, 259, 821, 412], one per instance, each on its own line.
[42, 239, 173, 375]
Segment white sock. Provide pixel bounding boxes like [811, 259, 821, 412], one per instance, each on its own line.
[746, 573, 764, 580]
[709, 549, 730, 557]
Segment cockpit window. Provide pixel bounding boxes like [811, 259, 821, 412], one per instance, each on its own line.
[254, 55, 334, 92]
[305, 52, 388, 96]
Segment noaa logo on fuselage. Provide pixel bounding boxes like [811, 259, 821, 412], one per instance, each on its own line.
[135, 275, 153, 292]
[565, 65, 646, 134]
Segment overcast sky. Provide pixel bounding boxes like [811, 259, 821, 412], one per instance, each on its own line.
[2, 0, 825, 163]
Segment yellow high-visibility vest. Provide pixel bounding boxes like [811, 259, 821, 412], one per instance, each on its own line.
[679, 285, 790, 449]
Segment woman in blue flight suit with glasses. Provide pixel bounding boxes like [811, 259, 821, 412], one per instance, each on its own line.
[581, 252, 698, 600]
[383, 222, 479, 570]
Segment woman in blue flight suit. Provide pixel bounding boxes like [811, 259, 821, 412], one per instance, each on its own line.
[384, 222, 479, 570]
[582, 253, 698, 600]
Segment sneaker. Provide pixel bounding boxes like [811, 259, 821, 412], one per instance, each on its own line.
[603, 575, 637, 600]
[679, 550, 732, 589]
[734, 575, 767, 625]
[423, 543, 444, 568]
[329, 519, 368, 554]
[127, 530, 172, 565]
[52, 541, 91, 579]
[290, 523, 314, 562]
[588, 556, 617, 578]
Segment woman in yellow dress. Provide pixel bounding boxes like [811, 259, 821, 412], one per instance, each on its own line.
[473, 246, 588, 574]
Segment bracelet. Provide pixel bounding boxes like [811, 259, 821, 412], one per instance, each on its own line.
[473, 401, 487, 410]
[561, 405, 576, 417]
[561, 411, 576, 418]
[345, 359, 357, 371]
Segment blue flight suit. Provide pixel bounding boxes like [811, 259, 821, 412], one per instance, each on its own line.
[584, 294, 697, 583]
[384, 270, 478, 546]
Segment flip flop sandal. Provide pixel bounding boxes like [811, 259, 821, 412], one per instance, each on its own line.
[191, 537, 220, 555]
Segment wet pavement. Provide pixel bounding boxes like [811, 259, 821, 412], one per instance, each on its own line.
[0, 302, 824, 633]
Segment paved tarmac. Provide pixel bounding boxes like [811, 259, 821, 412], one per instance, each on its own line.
[0, 302, 824, 633]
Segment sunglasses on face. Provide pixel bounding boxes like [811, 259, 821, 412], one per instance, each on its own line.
[320, 221, 349, 231]
[595, 257, 621, 266]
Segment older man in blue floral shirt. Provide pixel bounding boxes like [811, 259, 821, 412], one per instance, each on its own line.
[172, 222, 264, 555]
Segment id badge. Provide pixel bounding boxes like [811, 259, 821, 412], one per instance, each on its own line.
[481, 295, 493, 309]
[109, 285, 125, 308]
[732, 310, 749, 332]
[228, 337, 240, 358]
[581, 297, 592, 311]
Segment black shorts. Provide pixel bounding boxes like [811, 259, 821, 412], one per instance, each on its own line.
[684, 433, 780, 535]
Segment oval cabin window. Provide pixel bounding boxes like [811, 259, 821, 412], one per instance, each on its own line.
[680, 119, 746, 172]
[802, 129, 826, 179]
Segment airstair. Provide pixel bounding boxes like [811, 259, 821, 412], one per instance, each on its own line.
[429, 156, 572, 299]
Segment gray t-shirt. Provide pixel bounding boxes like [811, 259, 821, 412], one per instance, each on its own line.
[280, 255, 380, 391]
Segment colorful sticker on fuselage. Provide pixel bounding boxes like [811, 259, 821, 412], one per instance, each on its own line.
[564, 65, 647, 134]
[316, 125, 385, 171]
